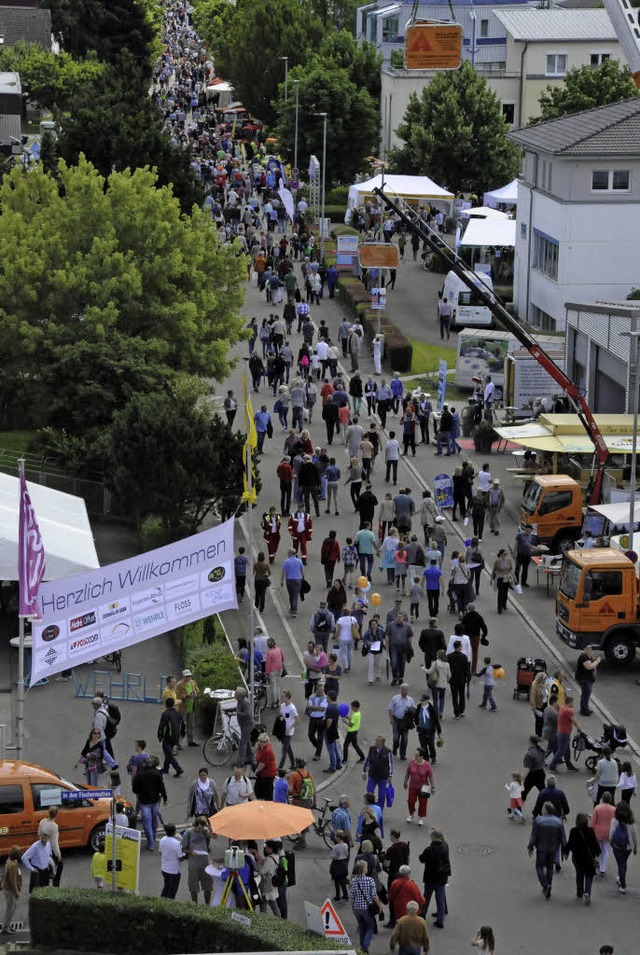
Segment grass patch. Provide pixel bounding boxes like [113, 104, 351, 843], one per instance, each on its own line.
[409, 339, 456, 377]
[0, 431, 35, 454]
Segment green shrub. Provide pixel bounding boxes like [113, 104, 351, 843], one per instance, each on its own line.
[385, 333, 413, 373]
[30, 889, 342, 954]
[138, 514, 177, 550]
[332, 225, 359, 238]
[325, 185, 350, 205]
[188, 639, 243, 734]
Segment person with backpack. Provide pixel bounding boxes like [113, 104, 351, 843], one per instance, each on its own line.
[259, 841, 282, 915]
[609, 801, 638, 894]
[92, 694, 121, 760]
[157, 698, 184, 778]
[320, 530, 341, 587]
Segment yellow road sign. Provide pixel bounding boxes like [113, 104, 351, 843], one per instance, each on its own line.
[405, 22, 463, 70]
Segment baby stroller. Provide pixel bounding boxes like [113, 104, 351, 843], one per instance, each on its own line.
[571, 723, 628, 773]
[513, 657, 547, 700]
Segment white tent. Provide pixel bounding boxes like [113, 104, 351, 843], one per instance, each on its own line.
[347, 174, 454, 220]
[483, 179, 519, 208]
[460, 206, 509, 219]
[0, 472, 99, 580]
[459, 216, 516, 248]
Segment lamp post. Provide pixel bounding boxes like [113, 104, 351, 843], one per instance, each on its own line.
[469, 4, 478, 69]
[314, 111, 328, 262]
[279, 56, 289, 102]
[292, 79, 300, 173]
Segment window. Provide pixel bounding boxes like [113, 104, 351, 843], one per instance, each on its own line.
[590, 52, 611, 67]
[539, 490, 574, 516]
[546, 53, 567, 76]
[592, 169, 630, 192]
[480, 18, 489, 37]
[502, 103, 515, 124]
[531, 306, 557, 332]
[559, 559, 581, 600]
[584, 570, 622, 601]
[382, 16, 399, 40]
[533, 229, 559, 280]
[0, 785, 24, 815]
[30, 784, 93, 811]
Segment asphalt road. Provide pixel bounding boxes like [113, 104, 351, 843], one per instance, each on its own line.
[7, 248, 636, 955]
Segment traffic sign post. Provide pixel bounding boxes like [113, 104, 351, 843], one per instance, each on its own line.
[319, 898, 351, 946]
[61, 789, 113, 802]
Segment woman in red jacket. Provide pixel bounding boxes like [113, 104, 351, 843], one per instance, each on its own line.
[254, 733, 277, 800]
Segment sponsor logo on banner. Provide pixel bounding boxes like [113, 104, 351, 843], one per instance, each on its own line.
[41, 624, 60, 642]
[99, 600, 129, 623]
[30, 520, 237, 684]
[133, 607, 167, 634]
[69, 632, 100, 654]
[130, 587, 164, 610]
[69, 611, 97, 632]
[165, 575, 199, 598]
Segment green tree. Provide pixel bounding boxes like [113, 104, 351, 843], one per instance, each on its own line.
[190, 0, 236, 52]
[532, 60, 637, 123]
[57, 53, 203, 213]
[628, 288, 640, 301]
[389, 61, 521, 195]
[212, 0, 324, 125]
[107, 388, 246, 532]
[0, 42, 103, 116]
[316, 32, 382, 99]
[41, 0, 155, 71]
[274, 61, 379, 184]
[0, 158, 246, 435]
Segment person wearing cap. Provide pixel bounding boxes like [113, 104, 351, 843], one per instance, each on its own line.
[176, 670, 200, 746]
[487, 478, 505, 535]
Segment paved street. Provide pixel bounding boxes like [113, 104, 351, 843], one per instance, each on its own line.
[6, 248, 636, 955]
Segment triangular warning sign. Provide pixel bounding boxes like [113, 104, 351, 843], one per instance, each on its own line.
[409, 32, 433, 52]
[320, 898, 350, 938]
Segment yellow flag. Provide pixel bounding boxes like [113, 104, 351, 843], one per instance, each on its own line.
[242, 375, 257, 504]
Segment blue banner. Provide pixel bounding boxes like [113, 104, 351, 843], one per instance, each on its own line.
[433, 473, 454, 510]
[437, 359, 447, 413]
[62, 789, 113, 801]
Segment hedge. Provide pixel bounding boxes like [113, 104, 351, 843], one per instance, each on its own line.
[29, 889, 343, 954]
[385, 334, 413, 373]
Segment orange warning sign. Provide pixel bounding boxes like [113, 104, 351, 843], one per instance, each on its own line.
[320, 898, 351, 943]
[359, 243, 400, 269]
[405, 21, 463, 70]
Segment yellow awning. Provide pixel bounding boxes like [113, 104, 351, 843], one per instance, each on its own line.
[495, 416, 637, 455]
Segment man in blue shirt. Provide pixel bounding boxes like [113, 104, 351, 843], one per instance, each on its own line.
[254, 405, 271, 454]
[281, 549, 305, 617]
[390, 373, 404, 415]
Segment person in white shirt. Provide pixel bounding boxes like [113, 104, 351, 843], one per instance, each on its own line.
[22, 833, 55, 893]
[336, 611, 359, 673]
[385, 432, 401, 485]
[446, 625, 472, 663]
[221, 765, 255, 807]
[278, 690, 300, 770]
[159, 823, 184, 898]
[372, 336, 382, 376]
[483, 376, 495, 409]
[477, 463, 492, 497]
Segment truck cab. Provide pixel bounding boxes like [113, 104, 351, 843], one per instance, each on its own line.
[556, 548, 640, 667]
[521, 474, 583, 553]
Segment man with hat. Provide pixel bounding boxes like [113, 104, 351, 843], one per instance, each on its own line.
[176, 669, 200, 747]
[487, 478, 505, 535]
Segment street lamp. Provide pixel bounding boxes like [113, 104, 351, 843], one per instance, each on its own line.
[292, 79, 300, 173]
[279, 56, 289, 102]
[469, 4, 478, 68]
[314, 112, 327, 262]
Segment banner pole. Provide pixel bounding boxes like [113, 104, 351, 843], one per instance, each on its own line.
[17, 456, 26, 759]
[244, 372, 256, 719]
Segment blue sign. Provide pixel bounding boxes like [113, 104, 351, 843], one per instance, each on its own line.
[433, 473, 454, 510]
[62, 789, 113, 802]
[437, 359, 447, 413]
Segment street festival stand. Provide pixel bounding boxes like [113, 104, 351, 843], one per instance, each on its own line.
[345, 173, 454, 223]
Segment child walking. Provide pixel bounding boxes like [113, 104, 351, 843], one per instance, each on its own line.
[395, 543, 408, 595]
[342, 537, 358, 588]
[478, 656, 498, 712]
[505, 772, 525, 823]
[91, 838, 107, 889]
[409, 576, 422, 622]
[619, 761, 637, 803]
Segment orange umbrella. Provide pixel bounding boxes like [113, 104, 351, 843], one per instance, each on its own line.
[210, 801, 314, 840]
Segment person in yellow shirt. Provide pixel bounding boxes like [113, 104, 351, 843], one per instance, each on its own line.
[162, 675, 178, 708]
[342, 700, 365, 764]
[91, 839, 107, 890]
[176, 669, 200, 746]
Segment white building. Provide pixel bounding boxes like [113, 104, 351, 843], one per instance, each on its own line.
[565, 301, 640, 412]
[379, 8, 624, 155]
[509, 98, 640, 333]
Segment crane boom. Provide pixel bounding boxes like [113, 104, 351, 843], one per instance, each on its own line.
[373, 187, 610, 504]
[602, 0, 640, 89]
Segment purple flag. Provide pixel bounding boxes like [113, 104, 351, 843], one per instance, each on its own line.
[18, 466, 46, 618]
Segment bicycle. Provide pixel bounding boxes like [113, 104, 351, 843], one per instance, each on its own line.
[287, 796, 336, 849]
[203, 706, 240, 767]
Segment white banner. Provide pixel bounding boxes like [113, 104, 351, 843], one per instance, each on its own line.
[30, 519, 236, 684]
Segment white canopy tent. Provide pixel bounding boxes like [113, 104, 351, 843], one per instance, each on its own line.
[460, 207, 509, 220]
[459, 216, 516, 248]
[347, 174, 454, 221]
[0, 471, 99, 580]
[483, 179, 519, 208]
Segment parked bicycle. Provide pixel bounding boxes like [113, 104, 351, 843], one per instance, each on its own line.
[203, 705, 240, 767]
[287, 796, 336, 849]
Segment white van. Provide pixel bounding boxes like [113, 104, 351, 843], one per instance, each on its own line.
[440, 270, 494, 330]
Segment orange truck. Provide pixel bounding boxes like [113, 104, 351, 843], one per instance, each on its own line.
[520, 475, 584, 553]
[556, 547, 640, 667]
